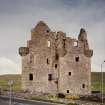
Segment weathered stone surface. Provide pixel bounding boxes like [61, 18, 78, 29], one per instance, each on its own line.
[78, 28, 87, 41]
[19, 47, 29, 56]
[19, 21, 93, 95]
[84, 49, 93, 57]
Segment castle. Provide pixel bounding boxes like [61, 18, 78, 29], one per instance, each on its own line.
[19, 21, 93, 95]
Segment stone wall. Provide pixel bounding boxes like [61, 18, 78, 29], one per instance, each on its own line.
[19, 21, 93, 95]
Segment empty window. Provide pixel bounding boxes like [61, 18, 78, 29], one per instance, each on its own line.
[63, 39, 66, 48]
[68, 72, 71, 76]
[46, 29, 50, 33]
[73, 41, 78, 46]
[55, 64, 57, 68]
[29, 73, 33, 81]
[75, 56, 79, 62]
[47, 40, 51, 47]
[67, 90, 69, 93]
[82, 84, 85, 88]
[47, 58, 49, 64]
[48, 74, 52, 81]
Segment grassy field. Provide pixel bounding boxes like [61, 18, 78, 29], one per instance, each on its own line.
[0, 74, 21, 91]
[0, 72, 105, 93]
[91, 72, 105, 94]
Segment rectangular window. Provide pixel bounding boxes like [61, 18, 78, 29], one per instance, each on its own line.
[47, 40, 51, 47]
[55, 64, 57, 69]
[82, 84, 85, 88]
[47, 58, 49, 64]
[68, 72, 71, 76]
[73, 41, 78, 46]
[48, 74, 52, 81]
[29, 73, 33, 81]
[63, 39, 66, 48]
[67, 90, 69, 93]
[75, 56, 79, 62]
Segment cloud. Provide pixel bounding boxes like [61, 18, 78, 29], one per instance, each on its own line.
[0, 57, 21, 75]
[0, 0, 105, 74]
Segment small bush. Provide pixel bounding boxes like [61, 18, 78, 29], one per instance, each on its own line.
[48, 94, 55, 99]
[57, 93, 65, 98]
[66, 103, 79, 105]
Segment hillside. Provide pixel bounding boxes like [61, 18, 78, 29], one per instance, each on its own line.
[91, 72, 105, 93]
[0, 74, 21, 91]
[0, 72, 105, 93]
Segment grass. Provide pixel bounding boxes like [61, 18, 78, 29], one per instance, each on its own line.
[91, 72, 105, 94]
[0, 72, 105, 94]
[30, 96, 65, 104]
[0, 74, 21, 91]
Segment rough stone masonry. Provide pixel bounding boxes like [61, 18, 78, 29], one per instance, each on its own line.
[19, 21, 93, 95]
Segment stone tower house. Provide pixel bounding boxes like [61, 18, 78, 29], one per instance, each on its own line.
[19, 21, 93, 95]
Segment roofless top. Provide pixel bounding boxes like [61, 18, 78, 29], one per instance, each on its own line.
[32, 21, 88, 43]
[33, 21, 50, 32]
[35, 21, 48, 28]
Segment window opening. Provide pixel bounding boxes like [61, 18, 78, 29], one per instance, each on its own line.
[75, 56, 79, 62]
[67, 90, 69, 93]
[47, 40, 51, 47]
[68, 72, 71, 76]
[82, 84, 85, 88]
[29, 73, 33, 81]
[48, 74, 52, 81]
[73, 41, 78, 46]
[55, 64, 57, 68]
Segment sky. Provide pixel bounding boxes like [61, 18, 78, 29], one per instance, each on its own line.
[0, 0, 105, 75]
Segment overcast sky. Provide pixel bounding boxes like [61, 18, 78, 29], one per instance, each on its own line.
[0, 0, 105, 75]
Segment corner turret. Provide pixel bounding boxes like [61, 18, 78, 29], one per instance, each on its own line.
[78, 28, 93, 57]
[19, 47, 29, 56]
[78, 28, 87, 41]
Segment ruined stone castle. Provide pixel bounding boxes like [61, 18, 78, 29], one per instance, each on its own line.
[19, 21, 93, 95]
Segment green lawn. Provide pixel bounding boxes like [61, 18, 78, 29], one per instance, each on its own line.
[0, 72, 105, 93]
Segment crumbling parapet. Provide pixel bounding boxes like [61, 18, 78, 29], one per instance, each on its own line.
[78, 28, 93, 58]
[78, 28, 87, 41]
[78, 28, 89, 49]
[19, 47, 29, 56]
